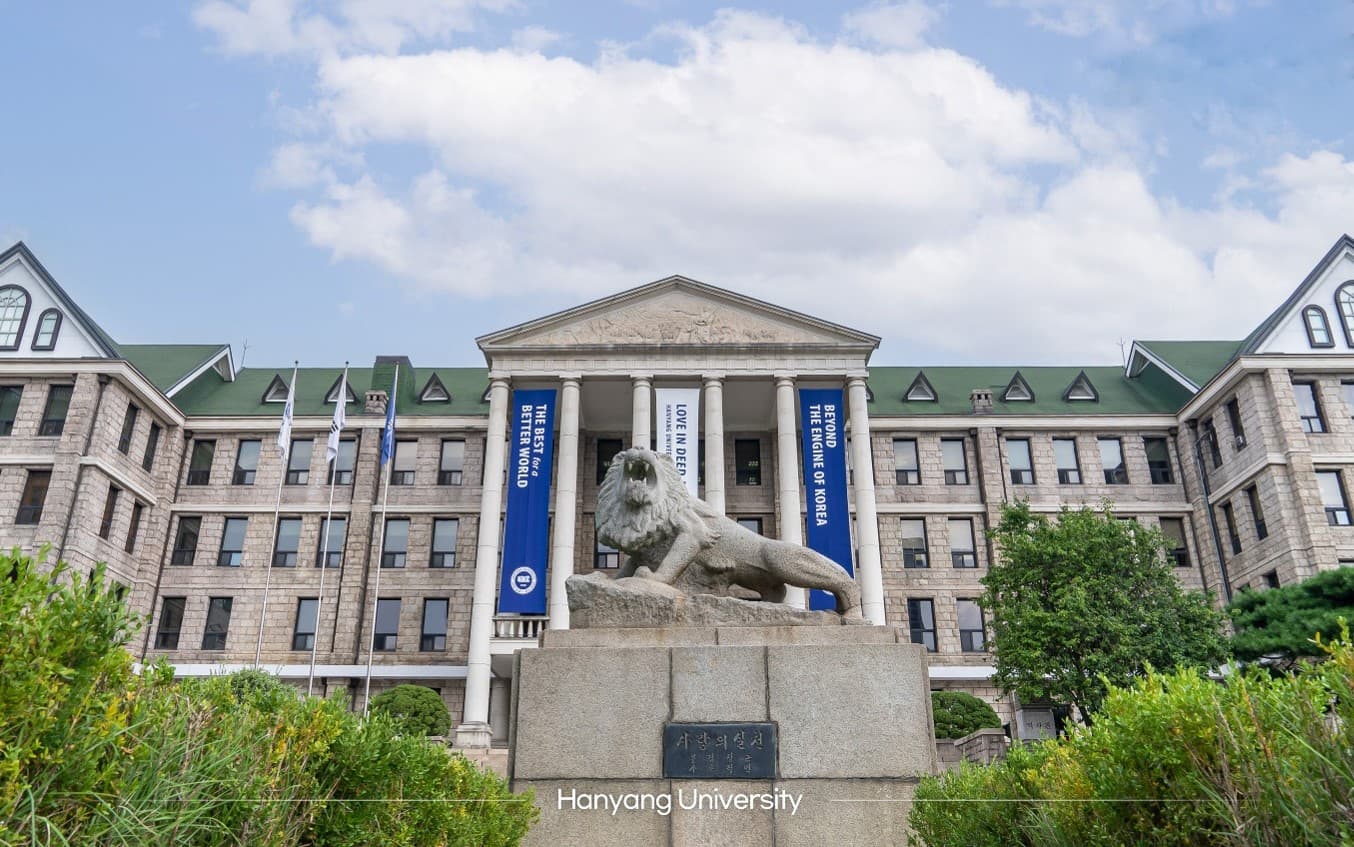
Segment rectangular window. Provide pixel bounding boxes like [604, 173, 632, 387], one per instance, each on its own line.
[143, 423, 161, 472]
[421, 598, 449, 651]
[187, 440, 215, 485]
[201, 597, 233, 650]
[125, 502, 144, 554]
[595, 537, 620, 569]
[1099, 438, 1128, 484]
[329, 438, 356, 485]
[900, 518, 928, 568]
[438, 439, 465, 485]
[597, 438, 623, 485]
[171, 516, 200, 565]
[39, 385, 72, 436]
[317, 516, 346, 567]
[957, 599, 986, 652]
[1053, 438, 1081, 484]
[382, 518, 410, 568]
[949, 518, 977, 568]
[117, 403, 139, 454]
[1295, 382, 1325, 433]
[154, 597, 185, 650]
[1160, 517, 1189, 567]
[213, 517, 246, 566]
[292, 598, 318, 651]
[392, 440, 417, 485]
[1245, 485, 1268, 541]
[893, 438, 920, 485]
[1007, 438, 1034, 485]
[233, 439, 261, 485]
[907, 598, 936, 652]
[286, 439, 312, 485]
[941, 439, 968, 485]
[1225, 398, 1246, 448]
[1203, 419, 1223, 468]
[735, 439, 761, 486]
[1144, 437, 1173, 484]
[1318, 471, 1351, 525]
[1221, 501, 1242, 555]
[272, 517, 301, 566]
[98, 485, 120, 540]
[373, 598, 400, 651]
[1262, 570, 1280, 590]
[0, 385, 21, 435]
[431, 518, 458, 568]
[15, 470, 50, 525]
[1343, 382, 1354, 420]
[737, 517, 764, 535]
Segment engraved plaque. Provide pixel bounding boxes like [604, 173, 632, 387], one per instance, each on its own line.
[663, 722, 777, 779]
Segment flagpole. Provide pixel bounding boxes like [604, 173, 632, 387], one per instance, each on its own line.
[363, 364, 398, 715]
[256, 361, 298, 668]
[308, 362, 348, 696]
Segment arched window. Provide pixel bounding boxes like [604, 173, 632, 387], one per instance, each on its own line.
[0, 286, 30, 351]
[1304, 305, 1334, 348]
[1336, 282, 1354, 347]
[31, 308, 61, 351]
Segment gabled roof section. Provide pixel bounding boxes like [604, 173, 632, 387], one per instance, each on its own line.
[904, 371, 937, 402]
[477, 275, 880, 361]
[324, 373, 358, 404]
[1002, 371, 1034, 402]
[262, 374, 290, 404]
[0, 241, 119, 356]
[1241, 234, 1354, 354]
[1062, 370, 1098, 402]
[419, 373, 451, 403]
[170, 365, 488, 418]
[867, 366, 1191, 416]
[118, 344, 233, 396]
[1127, 340, 1243, 393]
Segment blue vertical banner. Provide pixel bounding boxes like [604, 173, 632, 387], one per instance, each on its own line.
[799, 388, 855, 610]
[497, 389, 557, 614]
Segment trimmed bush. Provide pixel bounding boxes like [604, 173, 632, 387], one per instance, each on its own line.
[369, 684, 453, 737]
[931, 691, 1002, 739]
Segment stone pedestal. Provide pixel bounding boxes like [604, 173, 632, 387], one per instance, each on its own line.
[508, 626, 936, 846]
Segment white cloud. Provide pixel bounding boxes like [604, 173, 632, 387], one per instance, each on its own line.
[842, 1, 939, 49]
[203, 2, 1354, 362]
[510, 25, 560, 53]
[995, 0, 1246, 47]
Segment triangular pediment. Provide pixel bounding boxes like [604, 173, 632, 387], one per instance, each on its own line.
[1243, 234, 1354, 355]
[477, 276, 880, 353]
[0, 242, 119, 358]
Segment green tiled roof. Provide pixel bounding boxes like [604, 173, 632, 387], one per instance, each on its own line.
[170, 365, 490, 418]
[867, 366, 1192, 416]
[1135, 340, 1243, 389]
[117, 344, 229, 393]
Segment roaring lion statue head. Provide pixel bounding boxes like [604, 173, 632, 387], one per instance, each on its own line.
[596, 448, 702, 552]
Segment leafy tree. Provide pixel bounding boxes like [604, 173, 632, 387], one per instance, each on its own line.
[1229, 566, 1354, 663]
[982, 501, 1228, 722]
[368, 684, 452, 737]
[931, 691, 1002, 739]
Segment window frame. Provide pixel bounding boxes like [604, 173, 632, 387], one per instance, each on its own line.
[201, 597, 233, 651]
[1294, 382, 1326, 433]
[328, 438, 356, 485]
[154, 597, 185, 650]
[948, 517, 977, 568]
[170, 516, 201, 566]
[595, 535, 620, 569]
[957, 599, 986, 653]
[0, 285, 31, 351]
[940, 438, 968, 485]
[438, 439, 465, 486]
[30, 308, 60, 351]
[1144, 436, 1174, 484]
[596, 438, 623, 485]
[1318, 470, 1351, 526]
[272, 517, 302, 567]
[0, 385, 21, 435]
[1225, 398, 1246, 449]
[900, 517, 928, 569]
[143, 423, 161, 472]
[316, 516, 346, 568]
[391, 439, 418, 485]
[1304, 305, 1335, 348]
[1099, 437, 1128, 484]
[382, 518, 410, 568]
[15, 469, 50, 525]
[98, 485, 120, 540]
[39, 384, 72, 437]
[431, 518, 459, 568]
[1220, 501, 1242, 556]
[1202, 419, 1223, 469]
[734, 438, 762, 486]
[186, 439, 215, 485]
[373, 598, 400, 651]
[1053, 437, 1081, 484]
[218, 516, 248, 566]
[420, 598, 449, 651]
[893, 438, 920, 486]
[1160, 517, 1190, 568]
[117, 403, 139, 454]
[1006, 437, 1034, 485]
[1245, 484, 1268, 541]
[233, 439, 261, 485]
[125, 501, 144, 554]
[285, 439, 312, 485]
[1337, 282, 1354, 347]
[292, 598, 319, 651]
[907, 598, 936, 652]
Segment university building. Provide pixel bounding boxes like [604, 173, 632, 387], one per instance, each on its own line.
[3, 235, 1354, 746]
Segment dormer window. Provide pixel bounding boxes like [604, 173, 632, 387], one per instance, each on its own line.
[31, 309, 61, 351]
[904, 372, 937, 402]
[1002, 371, 1034, 402]
[1336, 283, 1354, 347]
[325, 375, 357, 404]
[262, 374, 290, 403]
[1304, 305, 1334, 348]
[1062, 370, 1098, 402]
[0, 285, 30, 351]
[420, 374, 451, 403]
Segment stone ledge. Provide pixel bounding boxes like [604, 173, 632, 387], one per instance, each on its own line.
[566, 572, 861, 629]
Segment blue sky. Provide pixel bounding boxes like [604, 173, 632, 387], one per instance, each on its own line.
[2, 0, 1352, 368]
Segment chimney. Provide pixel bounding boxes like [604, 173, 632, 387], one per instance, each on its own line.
[365, 389, 389, 415]
[970, 389, 993, 414]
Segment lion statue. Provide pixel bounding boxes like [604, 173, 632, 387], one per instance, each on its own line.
[596, 447, 862, 618]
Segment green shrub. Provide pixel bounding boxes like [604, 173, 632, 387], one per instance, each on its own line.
[909, 639, 1354, 847]
[369, 684, 453, 737]
[931, 691, 1002, 739]
[0, 547, 537, 846]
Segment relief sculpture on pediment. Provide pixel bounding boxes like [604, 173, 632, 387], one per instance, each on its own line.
[535, 303, 800, 346]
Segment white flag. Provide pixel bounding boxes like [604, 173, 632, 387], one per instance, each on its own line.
[327, 368, 347, 463]
[276, 365, 297, 461]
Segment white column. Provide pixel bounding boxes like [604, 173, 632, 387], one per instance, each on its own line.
[775, 376, 807, 608]
[703, 375, 726, 513]
[632, 375, 652, 449]
[456, 376, 510, 747]
[847, 376, 887, 625]
[548, 377, 581, 630]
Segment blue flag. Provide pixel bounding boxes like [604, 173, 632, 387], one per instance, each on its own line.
[799, 388, 855, 610]
[379, 373, 397, 465]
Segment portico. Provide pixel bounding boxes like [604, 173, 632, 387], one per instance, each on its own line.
[455, 275, 882, 746]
